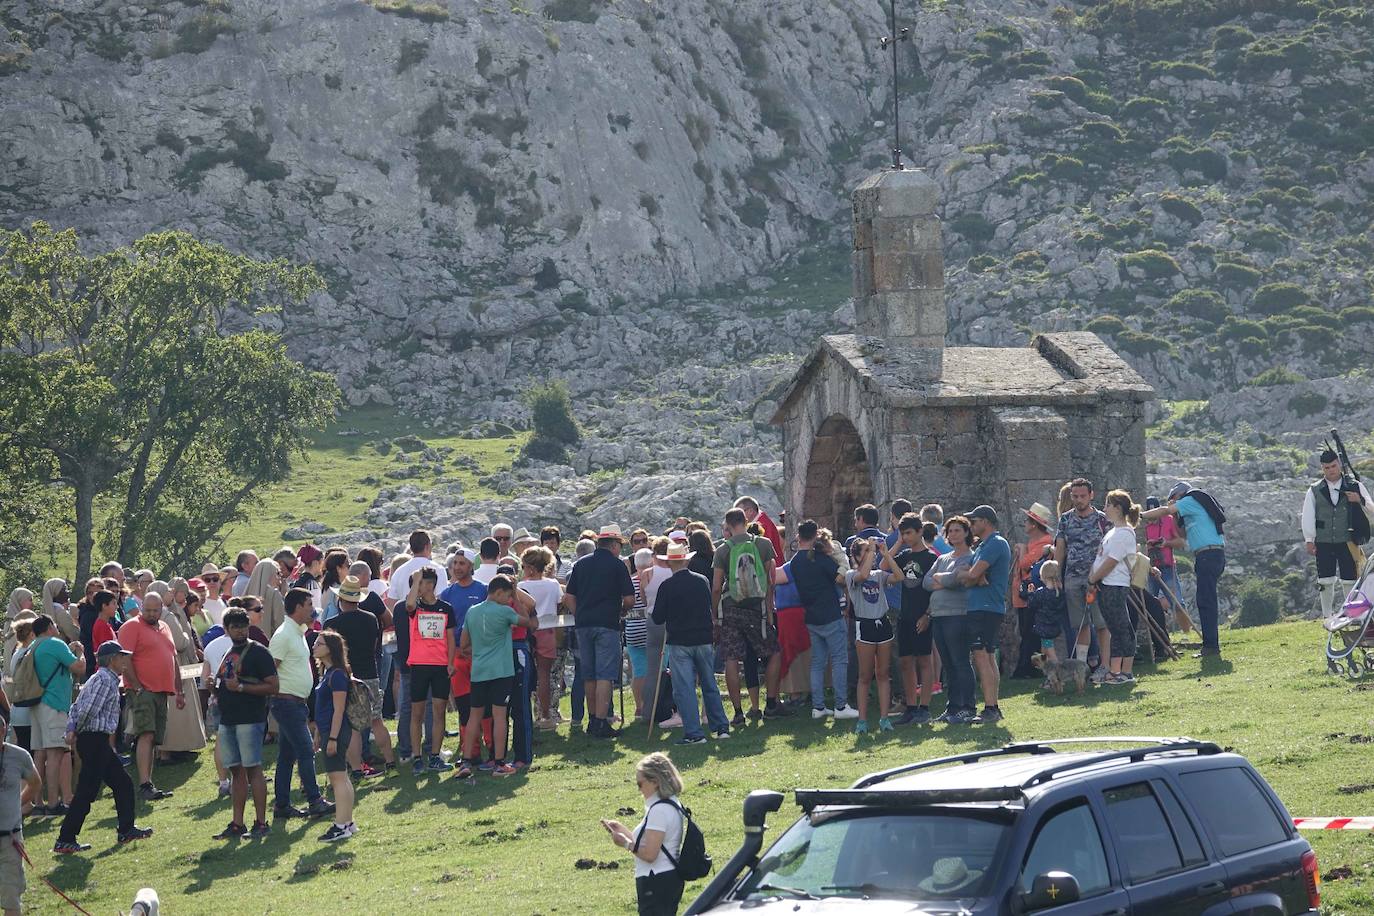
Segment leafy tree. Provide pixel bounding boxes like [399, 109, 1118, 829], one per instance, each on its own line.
[520, 379, 579, 465]
[0, 222, 340, 583]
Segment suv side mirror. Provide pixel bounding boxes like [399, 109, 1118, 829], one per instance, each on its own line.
[743, 790, 784, 831]
[1021, 872, 1079, 911]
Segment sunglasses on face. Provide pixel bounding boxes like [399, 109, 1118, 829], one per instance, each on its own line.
[204, 576, 220, 583]
[631, 538, 648, 546]
[496, 536, 511, 542]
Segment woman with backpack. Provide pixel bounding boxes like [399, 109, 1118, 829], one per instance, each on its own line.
[602, 751, 693, 916]
[311, 630, 356, 842]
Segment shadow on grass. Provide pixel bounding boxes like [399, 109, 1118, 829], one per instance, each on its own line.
[178, 823, 301, 893]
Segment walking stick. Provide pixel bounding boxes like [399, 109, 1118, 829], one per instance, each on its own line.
[1128, 589, 1179, 661]
[618, 627, 625, 728]
[1153, 576, 1195, 634]
[646, 624, 670, 740]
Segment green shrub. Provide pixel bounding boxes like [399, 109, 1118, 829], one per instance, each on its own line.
[967, 255, 998, 273]
[1010, 250, 1047, 270]
[1287, 391, 1329, 418]
[1251, 282, 1309, 314]
[962, 142, 1008, 157]
[1116, 330, 1172, 355]
[1158, 193, 1203, 225]
[520, 435, 569, 464]
[1168, 288, 1228, 324]
[1121, 249, 1180, 279]
[1121, 96, 1166, 119]
[1079, 120, 1125, 141]
[1235, 581, 1281, 627]
[176, 12, 236, 54]
[975, 26, 1021, 53]
[1086, 315, 1128, 335]
[1243, 226, 1288, 253]
[1031, 90, 1066, 109]
[1166, 140, 1228, 180]
[1246, 366, 1304, 387]
[1237, 335, 1269, 357]
[949, 214, 996, 243]
[524, 379, 580, 445]
[544, 0, 603, 22]
[735, 197, 768, 229]
[1044, 75, 1088, 103]
[1340, 306, 1374, 324]
[1215, 261, 1261, 289]
[1220, 316, 1266, 341]
[1212, 24, 1254, 50]
[1044, 154, 1086, 179]
[364, 0, 450, 21]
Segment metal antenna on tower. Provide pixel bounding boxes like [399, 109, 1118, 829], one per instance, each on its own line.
[879, 0, 912, 170]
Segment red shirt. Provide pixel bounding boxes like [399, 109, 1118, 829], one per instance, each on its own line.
[92, 618, 116, 651]
[758, 511, 785, 561]
[118, 617, 178, 694]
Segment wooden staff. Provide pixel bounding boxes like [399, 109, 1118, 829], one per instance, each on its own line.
[1152, 573, 1195, 634]
[1128, 588, 1179, 661]
[646, 623, 670, 740]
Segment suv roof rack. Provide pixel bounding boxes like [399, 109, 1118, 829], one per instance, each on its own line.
[1017, 737, 1222, 788]
[851, 737, 1221, 791]
[795, 786, 1025, 813]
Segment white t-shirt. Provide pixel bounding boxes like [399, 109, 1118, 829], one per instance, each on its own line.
[644, 566, 673, 615]
[518, 578, 562, 628]
[203, 633, 234, 681]
[368, 578, 387, 598]
[472, 563, 500, 586]
[387, 557, 448, 601]
[1092, 526, 1136, 587]
[203, 597, 227, 628]
[633, 796, 685, 878]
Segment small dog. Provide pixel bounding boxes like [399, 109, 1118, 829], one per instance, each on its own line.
[1031, 653, 1089, 695]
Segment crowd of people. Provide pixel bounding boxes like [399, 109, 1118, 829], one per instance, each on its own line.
[0, 481, 1231, 915]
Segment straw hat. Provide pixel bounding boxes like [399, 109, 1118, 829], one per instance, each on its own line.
[336, 576, 364, 604]
[596, 524, 625, 541]
[665, 542, 696, 562]
[918, 857, 984, 894]
[1022, 502, 1054, 529]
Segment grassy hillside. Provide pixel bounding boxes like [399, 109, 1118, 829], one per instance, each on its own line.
[13, 621, 1374, 913]
[35, 409, 526, 580]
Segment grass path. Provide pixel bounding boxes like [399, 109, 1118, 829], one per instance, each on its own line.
[15, 621, 1374, 913]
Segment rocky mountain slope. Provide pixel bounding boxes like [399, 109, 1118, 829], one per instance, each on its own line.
[4, 0, 1373, 617]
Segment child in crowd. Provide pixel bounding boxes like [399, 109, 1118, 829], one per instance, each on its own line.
[455, 576, 538, 779]
[312, 630, 356, 842]
[1030, 560, 1066, 670]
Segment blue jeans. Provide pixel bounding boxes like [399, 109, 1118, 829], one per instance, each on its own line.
[395, 660, 432, 759]
[270, 698, 320, 808]
[1193, 548, 1226, 651]
[1149, 564, 1185, 613]
[669, 644, 730, 740]
[510, 641, 534, 765]
[806, 619, 850, 711]
[932, 616, 975, 714]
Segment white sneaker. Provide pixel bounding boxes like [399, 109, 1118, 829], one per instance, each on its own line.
[812, 707, 836, 720]
[657, 714, 683, 729]
[833, 705, 860, 720]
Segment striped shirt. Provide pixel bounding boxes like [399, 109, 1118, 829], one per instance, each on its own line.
[66, 665, 122, 735]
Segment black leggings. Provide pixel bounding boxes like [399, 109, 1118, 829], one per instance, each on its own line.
[12, 725, 30, 754]
[636, 871, 685, 916]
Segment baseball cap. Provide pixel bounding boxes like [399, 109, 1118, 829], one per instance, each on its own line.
[965, 505, 1000, 526]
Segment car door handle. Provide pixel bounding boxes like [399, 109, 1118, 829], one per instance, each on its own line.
[1196, 880, 1226, 895]
[1099, 909, 1127, 916]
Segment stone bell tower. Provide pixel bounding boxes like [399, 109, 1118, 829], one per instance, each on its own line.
[850, 168, 945, 380]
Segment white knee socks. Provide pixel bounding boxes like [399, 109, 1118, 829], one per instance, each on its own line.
[1319, 577, 1338, 617]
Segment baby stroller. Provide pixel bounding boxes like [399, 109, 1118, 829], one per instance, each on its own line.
[1324, 553, 1374, 678]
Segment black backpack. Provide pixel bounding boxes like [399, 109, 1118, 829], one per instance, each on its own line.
[638, 798, 712, 881]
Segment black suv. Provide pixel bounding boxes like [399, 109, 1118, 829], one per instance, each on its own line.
[689, 737, 1320, 915]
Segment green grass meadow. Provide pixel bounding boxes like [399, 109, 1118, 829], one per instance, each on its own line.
[15, 621, 1374, 913]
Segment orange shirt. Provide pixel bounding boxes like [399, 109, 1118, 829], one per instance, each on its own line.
[118, 617, 178, 694]
[1012, 532, 1054, 609]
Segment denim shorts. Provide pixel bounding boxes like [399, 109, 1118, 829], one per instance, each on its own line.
[576, 625, 621, 682]
[219, 721, 266, 769]
[627, 644, 648, 678]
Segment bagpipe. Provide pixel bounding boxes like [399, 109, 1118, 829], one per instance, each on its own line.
[1327, 428, 1370, 547]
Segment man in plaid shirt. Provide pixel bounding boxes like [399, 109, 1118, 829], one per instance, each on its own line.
[53, 642, 153, 854]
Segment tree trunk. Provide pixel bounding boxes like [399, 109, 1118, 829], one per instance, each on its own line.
[73, 475, 96, 587]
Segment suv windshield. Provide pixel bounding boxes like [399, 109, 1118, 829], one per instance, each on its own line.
[737, 809, 1010, 901]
